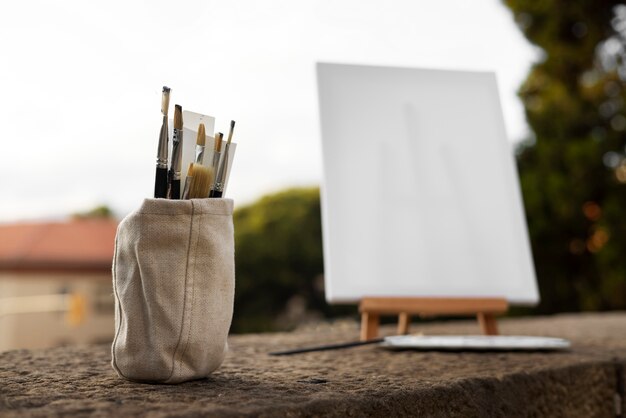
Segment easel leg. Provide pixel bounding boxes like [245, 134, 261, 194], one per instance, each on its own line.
[360, 312, 380, 341]
[397, 312, 410, 335]
[477, 312, 499, 335]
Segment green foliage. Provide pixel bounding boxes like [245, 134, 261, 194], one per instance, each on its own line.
[232, 187, 353, 333]
[72, 205, 114, 219]
[505, 1, 626, 311]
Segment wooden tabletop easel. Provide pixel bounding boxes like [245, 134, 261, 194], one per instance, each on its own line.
[359, 297, 508, 341]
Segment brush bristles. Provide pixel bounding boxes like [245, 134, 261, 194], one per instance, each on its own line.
[161, 87, 171, 116]
[174, 105, 183, 129]
[188, 165, 214, 199]
[187, 162, 194, 177]
[197, 124, 206, 146]
[227, 120, 235, 144]
[214, 132, 223, 152]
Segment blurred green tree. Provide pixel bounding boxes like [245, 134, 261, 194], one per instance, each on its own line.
[232, 187, 353, 333]
[72, 205, 114, 219]
[505, 1, 626, 311]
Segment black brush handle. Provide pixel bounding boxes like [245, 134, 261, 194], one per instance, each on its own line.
[170, 179, 181, 200]
[154, 167, 168, 198]
[269, 338, 384, 356]
[210, 190, 223, 198]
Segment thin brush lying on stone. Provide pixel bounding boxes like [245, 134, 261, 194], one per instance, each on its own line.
[269, 338, 384, 356]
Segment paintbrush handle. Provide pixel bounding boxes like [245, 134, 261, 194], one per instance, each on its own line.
[212, 151, 221, 171]
[154, 167, 168, 198]
[268, 338, 384, 356]
[170, 179, 181, 200]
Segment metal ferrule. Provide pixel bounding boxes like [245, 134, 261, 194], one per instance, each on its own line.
[171, 128, 183, 179]
[156, 115, 168, 169]
[182, 179, 191, 199]
[214, 143, 230, 192]
[195, 145, 205, 164]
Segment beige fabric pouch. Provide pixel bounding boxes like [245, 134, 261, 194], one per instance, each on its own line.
[111, 198, 235, 384]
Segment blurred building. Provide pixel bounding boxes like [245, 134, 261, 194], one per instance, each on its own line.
[0, 219, 117, 352]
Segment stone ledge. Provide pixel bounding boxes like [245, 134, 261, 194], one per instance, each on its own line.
[1, 312, 625, 417]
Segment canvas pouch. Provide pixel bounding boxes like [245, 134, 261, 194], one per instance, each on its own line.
[111, 198, 235, 384]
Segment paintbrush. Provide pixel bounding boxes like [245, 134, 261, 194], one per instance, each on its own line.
[187, 165, 214, 199]
[269, 338, 384, 356]
[211, 132, 223, 172]
[195, 123, 206, 164]
[154, 86, 171, 198]
[208, 132, 223, 196]
[168, 105, 184, 199]
[211, 121, 235, 198]
[182, 163, 194, 199]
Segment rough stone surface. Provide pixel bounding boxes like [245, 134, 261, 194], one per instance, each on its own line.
[1, 312, 625, 417]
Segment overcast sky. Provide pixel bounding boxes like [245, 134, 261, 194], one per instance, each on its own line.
[0, 0, 538, 222]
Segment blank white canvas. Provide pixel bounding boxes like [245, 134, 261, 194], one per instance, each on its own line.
[316, 63, 538, 305]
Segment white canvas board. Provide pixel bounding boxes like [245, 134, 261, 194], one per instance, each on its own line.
[316, 63, 538, 305]
[381, 336, 570, 351]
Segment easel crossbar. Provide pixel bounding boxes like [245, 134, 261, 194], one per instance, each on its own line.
[359, 297, 508, 315]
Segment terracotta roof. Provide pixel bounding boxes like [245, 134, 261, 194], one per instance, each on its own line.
[0, 219, 118, 273]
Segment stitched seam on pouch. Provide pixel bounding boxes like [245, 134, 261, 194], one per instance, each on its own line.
[111, 225, 128, 378]
[176, 203, 203, 378]
[177, 225, 199, 378]
[165, 202, 196, 382]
